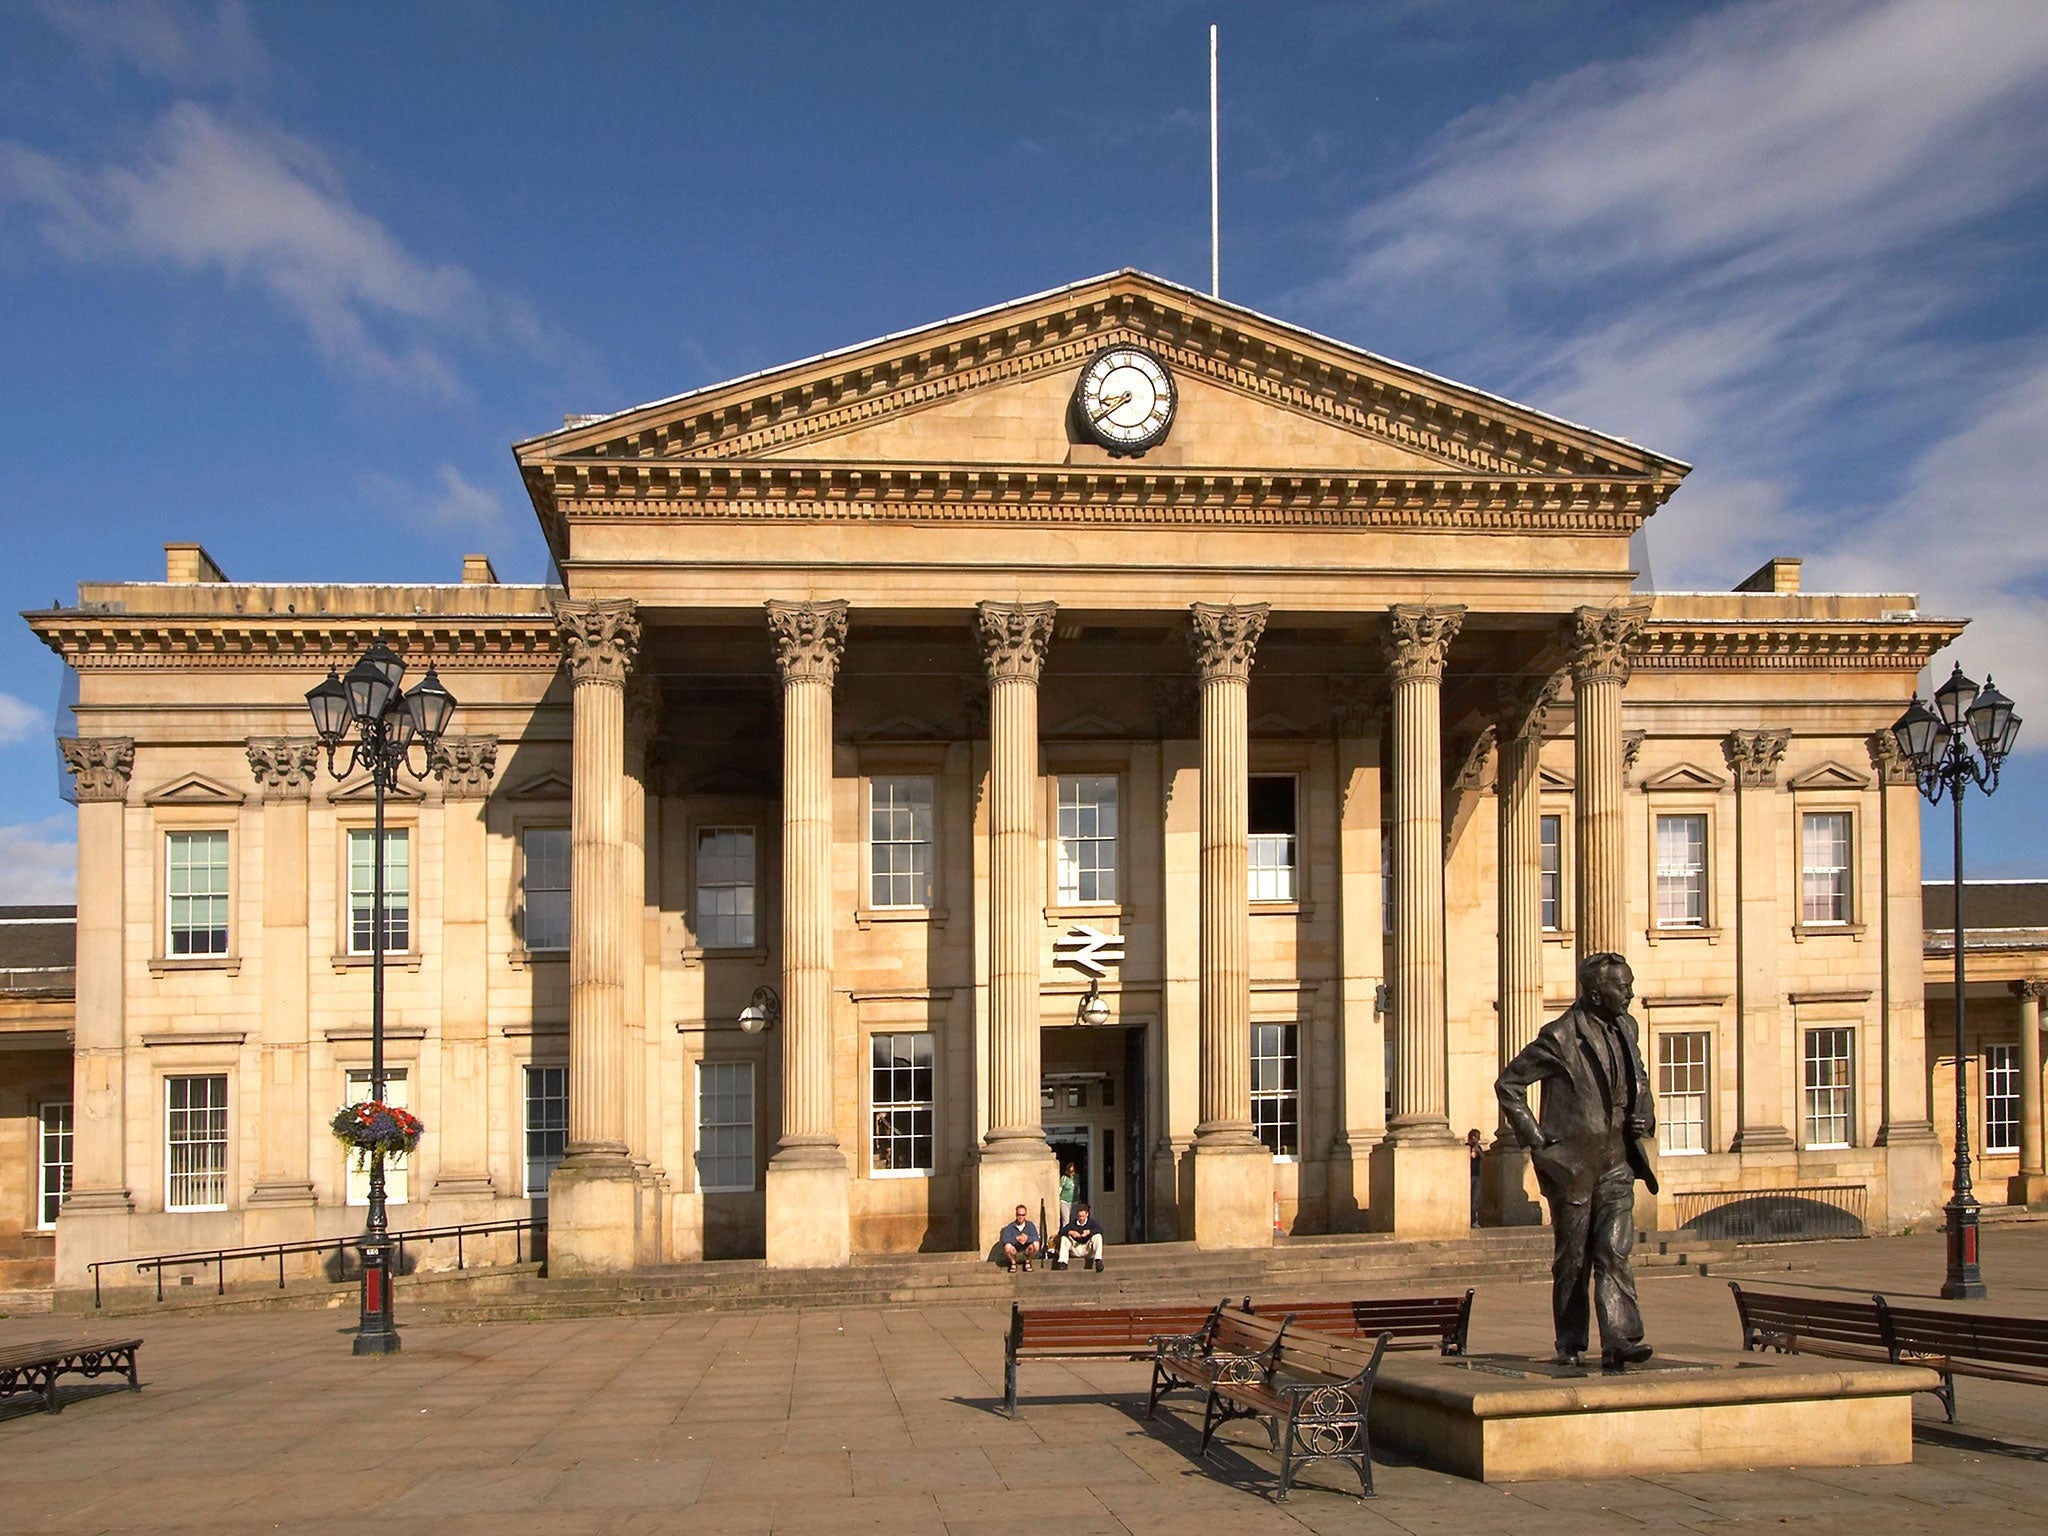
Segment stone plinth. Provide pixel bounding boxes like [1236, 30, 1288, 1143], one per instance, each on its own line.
[1368, 1139, 1468, 1239]
[1370, 1350, 1937, 1483]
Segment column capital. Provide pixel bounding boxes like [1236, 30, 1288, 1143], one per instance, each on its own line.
[1565, 602, 1651, 687]
[1187, 602, 1269, 682]
[554, 599, 641, 685]
[60, 736, 134, 803]
[1491, 671, 1563, 742]
[1383, 604, 1465, 685]
[1868, 729, 1917, 786]
[1723, 728, 1790, 789]
[429, 735, 499, 800]
[1328, 675, 1386, 737]
[245, 738, 321, 801]
[975, 601, 1057, 684]
[623, 675, 661, 757]
[2012, 979, 2048, 1002]
[766, 599, 849, 686]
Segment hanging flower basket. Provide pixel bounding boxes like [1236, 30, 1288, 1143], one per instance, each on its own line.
[331, 1101, 424, 1160]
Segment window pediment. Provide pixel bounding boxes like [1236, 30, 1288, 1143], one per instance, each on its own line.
[1787, 760, 1871, 792]
[502, 771, 573, 802]
[328, 776, 424, 805]
[145, 772, 248, 807]
[1639, 762, 1728, 793]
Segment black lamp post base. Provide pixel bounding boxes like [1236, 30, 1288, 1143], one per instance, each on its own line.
[1940, 1201, 1987, 1300]
[352, 1329, 402, 1357]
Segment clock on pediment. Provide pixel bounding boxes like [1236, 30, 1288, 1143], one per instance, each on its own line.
[1072, 344, 1176, 455]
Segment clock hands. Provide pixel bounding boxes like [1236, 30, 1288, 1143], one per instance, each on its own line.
[1088, 391, 1133, 424]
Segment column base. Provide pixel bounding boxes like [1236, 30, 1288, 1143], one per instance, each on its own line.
[546, 1154, 641, 1275]
[52, 1197, 134, 1292]
[1479, 1144, 1543, 1227]
[1731, 1125, 1797, 1153]
[429, 1173, 500, 1199]
[765, 1149, 851, 1269]
[245, 1180, 317, 1208]
[2008, 1172, 2048, 1208]
[975, 1140, 1059, 1257]
[1875, 1123, 1943, 1230]
[1369, 1138, 1470, 1239]
[1325, 1140, 1375, 1232]
[1192, 1138, 1274, 1251]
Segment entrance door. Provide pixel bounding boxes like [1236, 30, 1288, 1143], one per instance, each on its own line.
[1046, 1126, 1091, 1219]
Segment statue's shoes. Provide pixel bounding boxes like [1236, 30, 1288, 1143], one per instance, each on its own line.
[1602, 1342, 1654, 1368]
[1551, 1349, 1584, 1367]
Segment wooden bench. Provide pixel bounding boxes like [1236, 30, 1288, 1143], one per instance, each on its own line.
[1146, 1306, 1288, 1421]
[0, 1337, 143, 1415]
[1250, 1290, 1473, 1355]
[1195, 1313, 1392, 1500]
[1728, 1283, 1961, 1419]
[1875, 1296, 2048, 1424]
[1004, 1299, 1227, 1418]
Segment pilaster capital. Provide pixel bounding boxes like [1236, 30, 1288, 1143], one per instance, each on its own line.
[429, 735, 499, 800]
[245, 738, 321, 801]
[1723, 729, 1790, 789]
[2010, 978, 2048, 1003]
[1383, 604, 1465, 685]
[623, 675, 661, 756]
[1566, 602, 1652, 687]
[554, 598, 641, 686]
[1328, 675, 1386, 738]
[1187, 602, 1269, 682]
[1868, 729, 1917, 786]
[1151, 675, 1199, 738]
[60, 736, 134, 803]
[766, 599, 849, 686]
[1449, 725, 1497, 793]
[1622, 730, 1647, 782]
[1491, 671, 1563, 742]
[974, 601, 1057, 684]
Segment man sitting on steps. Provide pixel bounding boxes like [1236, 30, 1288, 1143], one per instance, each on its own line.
[1054, 1203, 1107, 1272]
[998, 1205, 1042, 1273]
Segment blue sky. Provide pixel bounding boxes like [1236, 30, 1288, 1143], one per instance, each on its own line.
[2, 0, 2046, 896]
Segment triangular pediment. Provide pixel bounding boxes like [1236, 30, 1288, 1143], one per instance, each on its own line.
[503, 771, 573, 801]
[145, 772, 247, 807]
[855, 713, 942, 742]
[517, 270, 1688, 490]
[1045, 711, 1128, 739]
[1640, 762, 1729, 792]
[328, 776, 423, 804]
[1788, 760, 1872, 792]
[1538, 765, 1576, 792]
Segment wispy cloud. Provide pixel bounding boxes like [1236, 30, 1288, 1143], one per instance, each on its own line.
[0, 694, 46, 746]
[0, 815, 76, 905]
[34, 0, 268, 92]
[1307, 0, 2048, 737]
[364, 464, 510, 537]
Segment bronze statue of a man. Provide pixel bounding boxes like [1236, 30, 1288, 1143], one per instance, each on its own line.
[1495, 951, 1658, 1369]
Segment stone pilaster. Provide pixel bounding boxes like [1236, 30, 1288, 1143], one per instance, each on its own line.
[244, 740, 319, 1239]
[764, 599, 852, 1268]
[54, 738, 134, 1290]
[973, 601, 1061, 1240]
[1187, 602, 1274, 1248]
[1868, 730, 1941, 1223]
[1328, 679, 1385, 1231]
[1483, 675, 1559, 1226]
[548, 599, 642, 1274]
[2011, 980, 2048, 1207]
[1724, 728, 1796, 1154]
[622, 678, 662, 1262]
[1566, 604, 1648, 961]
[428, 735, 498, 1203]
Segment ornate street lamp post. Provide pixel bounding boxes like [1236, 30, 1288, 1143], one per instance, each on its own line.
[1892, 663, 2022, 1300]
[306, 640, 456, 1355]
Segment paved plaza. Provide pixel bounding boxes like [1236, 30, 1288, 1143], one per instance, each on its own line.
[5, 1225, 2048, 1535]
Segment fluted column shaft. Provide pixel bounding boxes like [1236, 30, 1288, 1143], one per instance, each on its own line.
[979, 602, 1056, 1146]
[769, 601, 848, 1154]
[1567, 605, 1648, 961]
[622, 682, 654, 1169]
[1494, 681, 1555, 1109]
[2017, 981, 2047, 1180]
[559, 601, 640, 1161]
[1385, 606, 1463, 1138]
[1190, 604, 1267, 1140]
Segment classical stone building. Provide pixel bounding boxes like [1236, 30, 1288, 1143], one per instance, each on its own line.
[26, 271, 1968, 1284]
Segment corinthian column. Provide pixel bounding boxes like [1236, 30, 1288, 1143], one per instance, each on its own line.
[2011, 980, 2048, 1206]
[1369, 605, 1468, 1238]
[764, 599, 852, 1268]
[1566, 605, 1648, 960]
[244, 739, 320, 1247]
[548, 598, 642, 1274]
[1727, 728, 1795, 1153]
[1186, 602, 1273, 1248]
[54, 738, 135, 1290]
[1483, 674, 1558, 1225]
[973, 602, 1061, 1238]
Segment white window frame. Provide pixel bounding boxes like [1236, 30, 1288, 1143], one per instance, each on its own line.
[520, 826, 571, 954]
[1802, 1028, 1854, 1150]
[867, 776, 934, 911]
[870, 1032, 935, 1177]
[696, 1060, 757, 1193]
[523, 1065, 568, 1197]
[1655, 1031, 1710, 1155]
[1251, 1022, 1301, 1160]
[346, 826, 412, 956]
[1799, 809, 1855, 927]
[37, 1100, 72, 1230]
[165, 1074, 229, 1212]
[166, 828, 232, 958]
[1248, 774, 1298, 904]
[1986, 1043, 2021, 1156]
[1539, 813, 1564, 932]
[344, 1069, 409, 1206]
[1654, 812, 1710, 930]
[1054, 775, 1119, 908]
[695, 826, 758, 950]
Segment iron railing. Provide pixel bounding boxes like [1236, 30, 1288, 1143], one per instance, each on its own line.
[1673, 1184, 1868, 1243]
[88, 1216, 546, 1308]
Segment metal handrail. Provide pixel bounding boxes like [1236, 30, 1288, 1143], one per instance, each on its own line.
[87, 1215, 546, 1308]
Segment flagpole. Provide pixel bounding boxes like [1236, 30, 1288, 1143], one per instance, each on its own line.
[1210, 23, 1220, 299]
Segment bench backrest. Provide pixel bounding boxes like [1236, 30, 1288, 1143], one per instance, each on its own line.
[1010, 1301, 1224, 1351]
[1210, 1309, 1291, 1360]
[1728, 1283, 1884, 1350]
[1251, 1292, 1473, 1353]
[1878, 1297, 2048, 1369]
[1272, 1327, 1392, 1386]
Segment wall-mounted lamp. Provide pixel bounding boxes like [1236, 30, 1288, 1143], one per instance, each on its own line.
[738, 985, 782, 1035]
[1075, 979, 1111, 1028]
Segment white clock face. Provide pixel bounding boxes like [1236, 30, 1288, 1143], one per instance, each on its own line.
[1077, 346, 1175, 452]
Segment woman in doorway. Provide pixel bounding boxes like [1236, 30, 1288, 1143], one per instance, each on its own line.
[1058, 1163, 1078, 1231]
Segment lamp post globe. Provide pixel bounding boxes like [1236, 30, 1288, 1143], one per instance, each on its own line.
[305, 639, 455, 1355]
